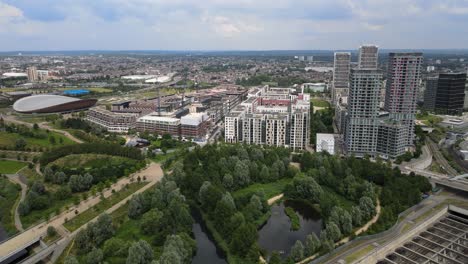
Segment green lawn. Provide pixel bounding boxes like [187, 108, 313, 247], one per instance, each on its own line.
[49, 154, 133, 169]
[0, 131, 75, 150]
[0, 177, 21, 235]
[64, 182, 146, 232]
[0, 160, 28, 174]
[344, 244, 375, 263]
[311, 98, 330, 108]
[416, 113, 443, 126]
[233, 178, 292, 200]
[321, 186, 356, 211]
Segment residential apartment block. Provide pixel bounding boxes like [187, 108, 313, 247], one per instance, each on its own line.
[332, 52, 351, 104]
[225, 86, 310, 150]
[86, 107, 140, 133]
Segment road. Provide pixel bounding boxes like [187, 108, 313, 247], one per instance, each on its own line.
[0, 162, 163, 260]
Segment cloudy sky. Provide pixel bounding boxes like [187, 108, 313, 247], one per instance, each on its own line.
[0, 0, 468, 51]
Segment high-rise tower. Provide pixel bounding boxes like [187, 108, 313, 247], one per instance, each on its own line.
[358, 45, 378, 69]
[384, 52, 423, 147]
[332, 52, 351, 104]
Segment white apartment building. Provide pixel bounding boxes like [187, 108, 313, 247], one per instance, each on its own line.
[316, 133, 335, 154]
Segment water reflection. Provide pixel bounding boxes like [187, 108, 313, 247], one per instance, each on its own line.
[258, 200, 322, 257]
[191, 210, 227, 264]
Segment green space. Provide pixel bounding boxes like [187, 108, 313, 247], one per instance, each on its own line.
[284, 206, 300, 230]
[233, 178, 292, 201]
[416, 112, 443, 126]
[64, 182, 146, 232]
[17, 167, 41, 186]
[0, 176, 21, 235]
[311, 98, 330, 108]
[49, 154, 134, 169]
[310, 100, 334, 145]
[344, 244, 375, 263]
[0, 160, 27, 174]
[0, 129, 74, 151]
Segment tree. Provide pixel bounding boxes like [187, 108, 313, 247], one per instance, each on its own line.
[269, 251, 282, 264]
[230, 223, 258, 257]
[325, 222, 342, 242]
[305, 233, 320, 256]
[75, 229, 92, 254]
[351, 206, 363, 227]
[141, 209, 163, 235]
[159, 234, 195, 264]
[33, 123, 39, 130]
[15, 138, 26, 150]
[128, 194, 145, 219]
[94, 214, 115, 246]
[86, 248, 103, 264]
[64, 256, 80, 264]
[103, 238, 130, 258]
[285, 175, 323, 203]
[126, 240, 154, 264]
[222, 173, 233, 190]
[54, 171, 67, 184]
[49, 135, 56, 145]
[359, 196, 376, 221]
[290, 240, 304, 261]
[31, 181, 46, 195]
[44, 167, 54, 182]
[233, 160, 250, 187]
[47, 226, 57, 237]
[259, 165, 270, 182]
[321, 239, 334, 253]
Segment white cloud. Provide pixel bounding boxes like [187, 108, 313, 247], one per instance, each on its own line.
[0, 2, 22, 18]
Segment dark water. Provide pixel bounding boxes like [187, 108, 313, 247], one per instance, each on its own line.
[0, 225, 7, 242]
[191, 211, 227, 264]
[258, 200, 323, 256]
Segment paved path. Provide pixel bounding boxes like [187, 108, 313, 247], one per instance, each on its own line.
[0, 162, 163, 259]
[267, 194, 284, 205]
[5, 173, 28, 232]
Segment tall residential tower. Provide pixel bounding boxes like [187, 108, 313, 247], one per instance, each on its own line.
[384, 52, 423, 147]
[332, 52, 351, 104]
[358, 45, 378, 69]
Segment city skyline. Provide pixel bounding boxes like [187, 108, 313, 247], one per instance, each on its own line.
[1, 0, 468, 51]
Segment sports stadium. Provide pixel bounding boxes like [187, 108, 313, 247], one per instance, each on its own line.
[13, 94, 97, 114]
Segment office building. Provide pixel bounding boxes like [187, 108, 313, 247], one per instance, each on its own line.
[345, 69, 382, 157]
[332, 52, 351, 104]
[423, 77, 438, 111]
[225, 86, 310, 150]
[384, 52, 423, 147]
[358, 45, 378, 69]
[435, 73, 467, 115]
[27, 67, 38, 82]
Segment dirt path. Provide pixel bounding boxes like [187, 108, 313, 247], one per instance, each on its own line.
[268, 194, 284, 205]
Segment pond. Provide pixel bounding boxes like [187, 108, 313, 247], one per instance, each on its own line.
[258, 200, 323, 257]
[0, 225, 7, 243]
[191, 210, 227, 264]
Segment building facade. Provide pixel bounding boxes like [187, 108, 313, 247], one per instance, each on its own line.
[435, 73, 467, 116]
[345, 69, 382, 157]
[384, 52, 423, 147]
[225, 86, 310, 150]
[332, 52, 351, 104]
[135, 115, 181, 136]
[358, 45, 379, 69]
[423, 76, 439, 111]
[86, 107, 139, 133]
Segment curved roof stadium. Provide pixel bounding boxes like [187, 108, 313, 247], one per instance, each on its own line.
[13, 95, 97, 114]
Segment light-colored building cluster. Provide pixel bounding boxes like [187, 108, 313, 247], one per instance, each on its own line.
[332, 45, 423, 158]
[86, 85, 247, 140]
[225, 86, 310, 151]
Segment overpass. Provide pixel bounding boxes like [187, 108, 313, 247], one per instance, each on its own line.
[403, 167, 468, 192]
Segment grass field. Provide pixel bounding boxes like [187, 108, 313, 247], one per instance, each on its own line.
[58, 87, 113, 93]
[49, 154, 133, 169]
[344, 244, 375, 263]
[311, 98, 330, 108]
[64, 182, 145, 232]
[0, 160, 28, 174]
[17, 167, 42, 186]
[321, 186, 356, 211]
[0, 177, 21, 235]
[0, 130, 75, 150]
[233, 178, 293, 200]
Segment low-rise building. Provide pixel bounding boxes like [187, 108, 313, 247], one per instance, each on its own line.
[180, 112, 211, 139]
[86, 107, 140, 133]
[316, 133, 335, 154]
